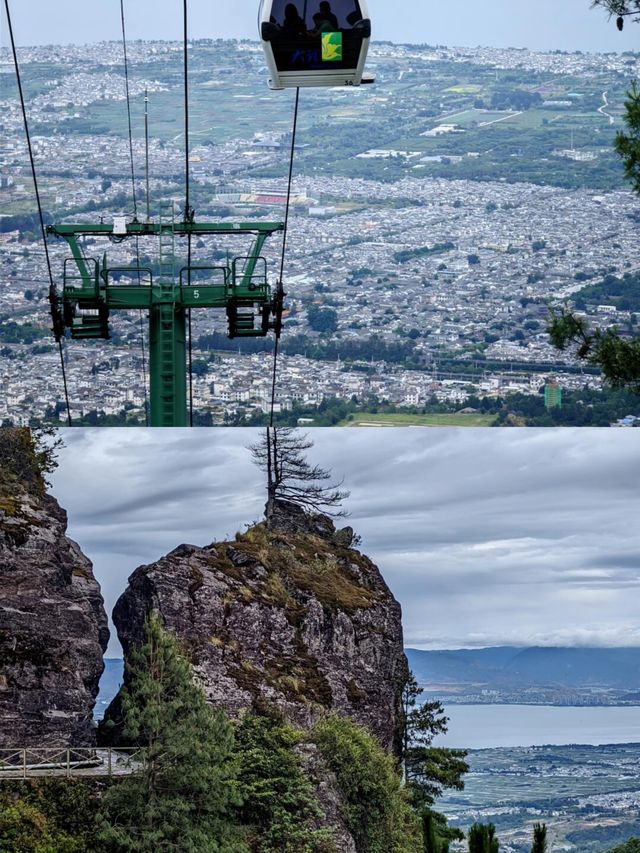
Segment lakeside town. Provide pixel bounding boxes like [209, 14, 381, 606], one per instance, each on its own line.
[1, 38, 639, 424]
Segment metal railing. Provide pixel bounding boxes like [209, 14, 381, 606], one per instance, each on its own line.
[0, 747, 145, 779]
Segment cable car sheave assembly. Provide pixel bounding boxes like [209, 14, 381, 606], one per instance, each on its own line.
[259, 0, 373, 89]
[47, 217, 285, 426]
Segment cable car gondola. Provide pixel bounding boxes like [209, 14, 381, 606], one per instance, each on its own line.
[259, 0, 373, 89]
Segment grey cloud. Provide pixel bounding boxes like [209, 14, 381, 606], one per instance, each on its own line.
[50, 428, 640, 655]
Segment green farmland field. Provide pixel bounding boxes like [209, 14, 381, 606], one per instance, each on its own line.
[339, 412, 497, 427]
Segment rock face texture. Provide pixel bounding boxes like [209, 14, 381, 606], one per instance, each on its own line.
[0, 491, 109, 748]
[103, 501, 407, 754]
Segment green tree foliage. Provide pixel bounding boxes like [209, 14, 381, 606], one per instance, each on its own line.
[615, 81, 640, 194]
[605, 840, 640, 853]
[0, 780, 97, 853]
[0, 799, 76, 853]
[234, 709, 335, 853]
[531, 822, 547, 853]
[97, 614, 245, 853]
[307, 305, 338, 333]
[468, 822, 499, 853]
[423, 810, 439, 853]
[196, 330, 419, 369]
[0, 427, 62, 500]
[547, 307, 640, 392]
[549, 7, 640, 384]
[573, 272, 640, 313]
[394, 243, 455, 264]
[313, 714, 422, 853]
[0, 319, 48, 344]
[592, 0, 640, 28]
[422, 810, 452, 853]
[400, 673, 468, 811]
[490, 89, 542, 110]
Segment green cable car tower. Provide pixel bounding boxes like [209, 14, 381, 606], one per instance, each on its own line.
[47, 214, 285, 426]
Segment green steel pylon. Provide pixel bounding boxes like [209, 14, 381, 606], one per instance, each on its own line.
[47, 216, 285, 426]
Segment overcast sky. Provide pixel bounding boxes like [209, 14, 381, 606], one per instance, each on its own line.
[1, 0, 638, 52]
[49, 428, 640, 657]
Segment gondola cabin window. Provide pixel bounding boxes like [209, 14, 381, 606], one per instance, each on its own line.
[259, 0, 372, 88]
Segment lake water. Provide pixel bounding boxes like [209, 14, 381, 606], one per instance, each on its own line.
[98, 658, 640, 749]
[433, 703, 640, 749]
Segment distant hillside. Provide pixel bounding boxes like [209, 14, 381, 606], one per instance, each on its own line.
[406, 647, 640, 691]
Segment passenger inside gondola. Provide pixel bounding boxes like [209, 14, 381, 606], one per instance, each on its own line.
[262, 0, 369, 77]
[318, 2, 339, 29]
[281, 3, 306, 36]
[271, 0, 364, 33]
[309, 12, 333, 35]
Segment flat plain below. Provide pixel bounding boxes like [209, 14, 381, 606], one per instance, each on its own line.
[339, 412, 497, 427]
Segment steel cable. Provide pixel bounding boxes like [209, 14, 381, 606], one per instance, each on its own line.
[269, 87, 300, 427]
[4, 0, 72, 425]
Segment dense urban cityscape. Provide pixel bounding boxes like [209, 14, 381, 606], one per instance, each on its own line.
[1, 38, 639, 424]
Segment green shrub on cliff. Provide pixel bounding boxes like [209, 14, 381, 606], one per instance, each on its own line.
[96, 613, 245, 853]
[234, 708, 336, 853]
[0, 427, 61, 501]
[0, 779, 96, 853]
[313, 714, 422, 853]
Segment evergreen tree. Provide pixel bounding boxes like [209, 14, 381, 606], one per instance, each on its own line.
[423, 810, 439, 853]
[97, 614, 245, 853]
[615, 81, 640, 195]
[468, 822, 499, 853]
[233, 709, 334, 853]
[313, 714, 422, 853]
[531, 822, 547, 853]
[250, 427, 349, 518]
[401, 672, 469, 810]
[591, 0, 640, 29]
[422, 809, 451, 853]
[547, 308, 640, 393]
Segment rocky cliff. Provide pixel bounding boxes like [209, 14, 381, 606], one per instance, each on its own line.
[103, 500, 407, 754]
[0, 433, 109, 748]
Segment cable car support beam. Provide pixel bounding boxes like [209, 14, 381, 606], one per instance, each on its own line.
[46, 219, 285, 426]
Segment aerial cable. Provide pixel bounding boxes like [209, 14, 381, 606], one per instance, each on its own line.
[119, 0, 149, 425]
[269, 87, 300, 428]
[183, 0, 194, 425]
[119, 0, 138, 222]
[4, 0, 72, 426]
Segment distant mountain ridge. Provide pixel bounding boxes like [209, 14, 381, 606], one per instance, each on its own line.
[406, 646, 640, 691]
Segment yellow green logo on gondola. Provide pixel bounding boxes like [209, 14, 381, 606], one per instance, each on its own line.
[321, 32, 342, 62]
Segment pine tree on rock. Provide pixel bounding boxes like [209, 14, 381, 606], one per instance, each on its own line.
[250, 427, 349, 519]
[97, 613, 245, 853]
